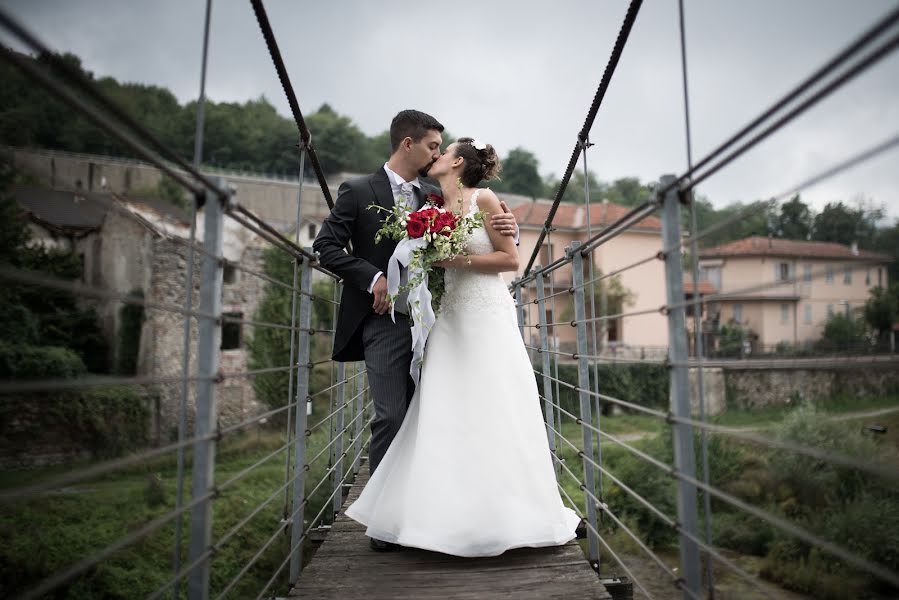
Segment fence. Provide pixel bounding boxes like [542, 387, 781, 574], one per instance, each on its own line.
[0, 1, 371, 599]
[1, 1, 899, 599]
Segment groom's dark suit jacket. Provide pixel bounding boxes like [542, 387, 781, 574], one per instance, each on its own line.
[313, 168, 439, 362]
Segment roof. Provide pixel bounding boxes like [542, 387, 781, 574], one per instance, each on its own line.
[12, 185, 191, 226]
[684, 281, 717, 295]
[510, 199, 661, 232]
[13, 186, 108, 233]
[699, 236, 891, 262]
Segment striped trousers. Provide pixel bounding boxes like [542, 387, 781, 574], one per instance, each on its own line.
[361, 313, 415, 474]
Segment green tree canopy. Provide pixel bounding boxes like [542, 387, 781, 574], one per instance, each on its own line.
[776, 194, 813, 240]
[492, 147, 542, 197]
[812, 200, 883, 247]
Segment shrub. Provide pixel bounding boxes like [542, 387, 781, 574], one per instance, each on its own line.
[541, 363, 668, 416]
[0, 342, 87, 379]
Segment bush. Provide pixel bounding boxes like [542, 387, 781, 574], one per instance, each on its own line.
[819, 313, 869, 350]
[756, 407, 899, 597]
[0, 342, 87, 379]
[542, 363, 668, 416]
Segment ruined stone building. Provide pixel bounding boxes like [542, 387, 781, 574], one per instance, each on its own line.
[14, 186, 268, 440]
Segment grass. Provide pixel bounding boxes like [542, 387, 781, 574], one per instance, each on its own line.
[0, 404, 356, 600]
[712, 393, 899, 428]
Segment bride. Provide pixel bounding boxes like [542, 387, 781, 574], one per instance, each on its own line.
[344, 137, 580, 557]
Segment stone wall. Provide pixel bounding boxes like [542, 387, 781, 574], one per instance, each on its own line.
[723, 364, 899, 409]
[145, 237, 267, 441]
[8, 146, 335, 229]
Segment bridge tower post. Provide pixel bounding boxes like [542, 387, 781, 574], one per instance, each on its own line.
[660, 174, 702, 598]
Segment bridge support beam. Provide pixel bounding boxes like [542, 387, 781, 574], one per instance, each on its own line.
[570, 241, 601, 571]
[660, 174, 702, 598]
[187, 180, 229, 600]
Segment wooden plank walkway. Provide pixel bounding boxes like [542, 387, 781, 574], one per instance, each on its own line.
[290, 463, 612, 599]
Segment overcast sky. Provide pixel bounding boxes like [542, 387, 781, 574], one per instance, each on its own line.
[3, 0, 898, 221]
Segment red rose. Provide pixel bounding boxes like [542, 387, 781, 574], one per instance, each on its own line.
[406, 216, 426, 238]
[433, 212, 457, 236]
[416, 207, 439, 222]
[426, 192, 444, 208]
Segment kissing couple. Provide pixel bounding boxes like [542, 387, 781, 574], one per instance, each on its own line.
[313, 109, 579, 556]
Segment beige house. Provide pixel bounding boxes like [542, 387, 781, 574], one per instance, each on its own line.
[696, 236, 892, 349]
[506, 199, 670, 355]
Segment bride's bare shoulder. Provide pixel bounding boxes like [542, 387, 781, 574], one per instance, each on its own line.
[474, 188, 501, 213]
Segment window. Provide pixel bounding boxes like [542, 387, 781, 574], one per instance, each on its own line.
[804, 304, 812, 324]
[826, 304, 834, 319]
[843, 265, 852, 285]
[878, 268, 883, 287]
[825, 265, 834, 284]
[803, 264, 812, 283]
[700, 266, 722, 290]
[221, 312, 243, 350]
[777, 262, 790, 282]
[781, 303, 790, 324]
[307, 223, 316, 239]
[223, 264, 237, 285]
[865, 269, 871, 286]
[733, 304, 743, 324]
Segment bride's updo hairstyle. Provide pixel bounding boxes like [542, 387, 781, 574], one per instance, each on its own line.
[453, 137, 501, 187]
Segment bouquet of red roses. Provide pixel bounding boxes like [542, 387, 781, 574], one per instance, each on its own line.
[370, 188, 485, 383]
[372, 190, 484, 311]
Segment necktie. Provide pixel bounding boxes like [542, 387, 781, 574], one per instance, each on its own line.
[394, 182, 415, 314]
[399, 182, 415, 209]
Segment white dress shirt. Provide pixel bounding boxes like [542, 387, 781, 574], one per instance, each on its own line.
[368, 164, 421, 293]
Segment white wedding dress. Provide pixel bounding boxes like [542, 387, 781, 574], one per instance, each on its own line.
[345, 189, 580, 557]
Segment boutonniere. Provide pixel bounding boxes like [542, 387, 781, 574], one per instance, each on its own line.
[426, 192, 444, 208]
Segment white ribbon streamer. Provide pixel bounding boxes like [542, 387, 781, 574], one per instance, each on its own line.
[386, 237, 435, 385]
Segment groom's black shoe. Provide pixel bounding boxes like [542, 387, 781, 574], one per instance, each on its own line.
[369, 537, 400, 552]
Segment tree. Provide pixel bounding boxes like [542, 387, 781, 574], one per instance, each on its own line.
[603, 177, 652, 207]
[304, 103, 370, 175]
[863, 284, 898, 344]
[812, 200, 883, 247]
[820, 313, 869, 350]
[0, 164, 109, 374]
[493, 147, 542, 197]
[776, 194, 813, 240]
[872, 218, 899, 282]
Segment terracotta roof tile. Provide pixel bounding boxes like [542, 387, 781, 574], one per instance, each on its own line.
[510, 199, 661, 231]
[684, 281, 717, 294]
[699, 236, 890, 261]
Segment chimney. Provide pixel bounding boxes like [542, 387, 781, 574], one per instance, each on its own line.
[851, 241, 859, 256]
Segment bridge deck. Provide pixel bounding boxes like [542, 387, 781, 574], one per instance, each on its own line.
[290, 463, 612, 599]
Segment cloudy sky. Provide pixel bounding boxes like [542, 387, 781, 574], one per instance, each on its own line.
[3, 0, 898, 220]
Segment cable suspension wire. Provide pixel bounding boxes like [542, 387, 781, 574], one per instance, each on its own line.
[552, 471, 659, 600]
[216, 426, 373, 600]
[523, 0, 645, 275]
[18, 490, 215, 600]
[248, 0, 335, 210]
[659, 3, 899, 196]
[0, 8, 222, 196]
[666, 413, 899, 485]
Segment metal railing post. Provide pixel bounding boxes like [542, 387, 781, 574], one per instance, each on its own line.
[283, 147, 307, 520]
[353, 360, 364, 475]
[513, 279, 526, 342]
[288, 252, 314, 585]
[569, 240, 600, 571]
[332, 361, 346, 515]
[535, 268, 558, 462]
[187, 179, 228, 600]
[659, 174, 702, 598]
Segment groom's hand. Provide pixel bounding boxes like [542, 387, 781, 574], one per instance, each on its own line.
[491, 201, 518, 237]
[372, 275, 390, 314]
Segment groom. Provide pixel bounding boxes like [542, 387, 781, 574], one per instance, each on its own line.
[313, 109, 518, 545]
